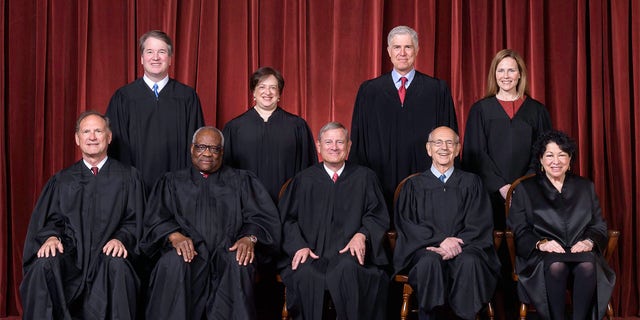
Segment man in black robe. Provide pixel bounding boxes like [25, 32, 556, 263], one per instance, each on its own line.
[394, 126, 499, 320]
[279, 122, 390, 320]
[21, 111, 144, 320]
[106, 30, 204, 194]
[350, 25, 458, 212]
[141, 126, 281, 320]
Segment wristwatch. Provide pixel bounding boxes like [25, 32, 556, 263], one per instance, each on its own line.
[248, 235, 258, 244]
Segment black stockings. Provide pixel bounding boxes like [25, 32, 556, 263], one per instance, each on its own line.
[545, 261, 596, 319]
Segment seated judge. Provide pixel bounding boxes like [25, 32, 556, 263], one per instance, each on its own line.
[279, 122, 390, 320]
[20, 111, 144, 320]
[141, 126, 281, 320]
[394, 126, 500, 320]
[506, 130, 615, 320]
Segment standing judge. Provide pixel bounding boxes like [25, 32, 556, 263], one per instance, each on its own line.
[394, 126, 499, 320]
[279, 122, 390, 320]
[141, 126, 281, 320]
[20, 111, 144, 320]
[350, 25, 458, 211]
[223, 67, 317, 203]
[106, 30, 204, 194]
[462, 49, 551, 229]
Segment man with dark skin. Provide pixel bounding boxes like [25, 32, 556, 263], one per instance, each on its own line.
[141, 126, 280, 320]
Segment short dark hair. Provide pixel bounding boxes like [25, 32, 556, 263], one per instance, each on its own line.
[533, 129, 577, 161]
[75, 111, 110, 132]
[139, 30, 173, 56]
[249, 67, 285, 94]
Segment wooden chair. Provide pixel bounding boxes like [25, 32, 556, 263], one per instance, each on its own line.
[391, 173, 500, 320]
[504, 173, 619, 320]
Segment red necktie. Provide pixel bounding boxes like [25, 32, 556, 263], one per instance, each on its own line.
[201, 172, 209, 179]
[91, 167, 98, 175]
[332, 172, 339, 183]
[398, 77, 407, 104]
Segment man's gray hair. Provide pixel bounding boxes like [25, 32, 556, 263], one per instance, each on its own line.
[192, 126, 225, 147]
[318, 122, 349, 141]
[387, 25, 419, 49]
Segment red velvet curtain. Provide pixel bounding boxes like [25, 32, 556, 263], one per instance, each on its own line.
[1, 0, 638, 317]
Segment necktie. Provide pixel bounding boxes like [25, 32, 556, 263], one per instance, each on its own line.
[153, 83, 159, 98]
[91, 167, 99, 175]
[201, 172, 209, 179]
[439, 174, 446, 183]
[398, 77, 407, 104]
[332, 172, 339, 183]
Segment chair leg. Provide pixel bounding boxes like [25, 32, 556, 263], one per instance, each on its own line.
[281, 286, 288, 320]
[486, 301, 494, 320]
[519, 303, 527, 320]
[606, 302, 613, 319]
[400, 283, 413, 320]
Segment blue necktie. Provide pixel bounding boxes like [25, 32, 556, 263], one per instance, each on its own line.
[439, 174, 446, 183]
[153, 83, 159, 98]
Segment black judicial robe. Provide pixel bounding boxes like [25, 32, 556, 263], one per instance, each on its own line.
[278, 162, 390, 320]
[462, 96, 551, 227]
[507, 174, 615, 320]
[21, 159, 144, 320]
[350, 71, 458, 209]
[223, 107, 317, 202]
[106, 78, 204, 193]
[141, 165, 281, 320]
[394, 170, 499, 319]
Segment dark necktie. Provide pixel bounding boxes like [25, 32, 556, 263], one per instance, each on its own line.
[398, 77, 407, 104]
[91, 167, 99, 175]
[439, 174, 446, 183]
[332, 172, 339, 183]
[153, 83, 159, 98]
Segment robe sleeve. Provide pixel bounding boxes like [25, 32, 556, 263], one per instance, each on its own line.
[507, 183, 543, 259]
[349, 81, 370, 166]
[105, 90, 132, 165]
[580, 182, 608, 253]
[295, 121, 318, 171]
[237, 174, 282, 254]
[278, 177, 309, 257]
[22, 177, 65, 274]
[462, 102, 505, 192]
[112, 167, 146, 253]
[436, 79, 458, 132]
[359, 171, 390, 265]
[140, 174, 183, 258]
[456, 174, 495, 249]
[393, 178, 447, 272]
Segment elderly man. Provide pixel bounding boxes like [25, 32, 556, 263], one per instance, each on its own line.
[106, 30, 204, 194]
[141, 126, 280, 320]
[350, 25, 458, 215]
[393, 126, 499, 320]
[20, 111, 144, 320]
[279, 122, 390, 320]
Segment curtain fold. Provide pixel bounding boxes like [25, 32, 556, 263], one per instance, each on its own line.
[1, 0, 638, 317]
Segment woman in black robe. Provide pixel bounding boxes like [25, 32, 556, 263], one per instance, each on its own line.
[462, 49, 551, 229]
[223, 67, 317, 203]
[507, 130, 615, 319]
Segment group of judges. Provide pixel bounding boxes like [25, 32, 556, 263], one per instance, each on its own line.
[20, 26, 613, 320]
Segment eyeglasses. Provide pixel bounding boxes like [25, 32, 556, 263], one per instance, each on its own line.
[193, 144, 222, 154]
[428, 140, 458, 147]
